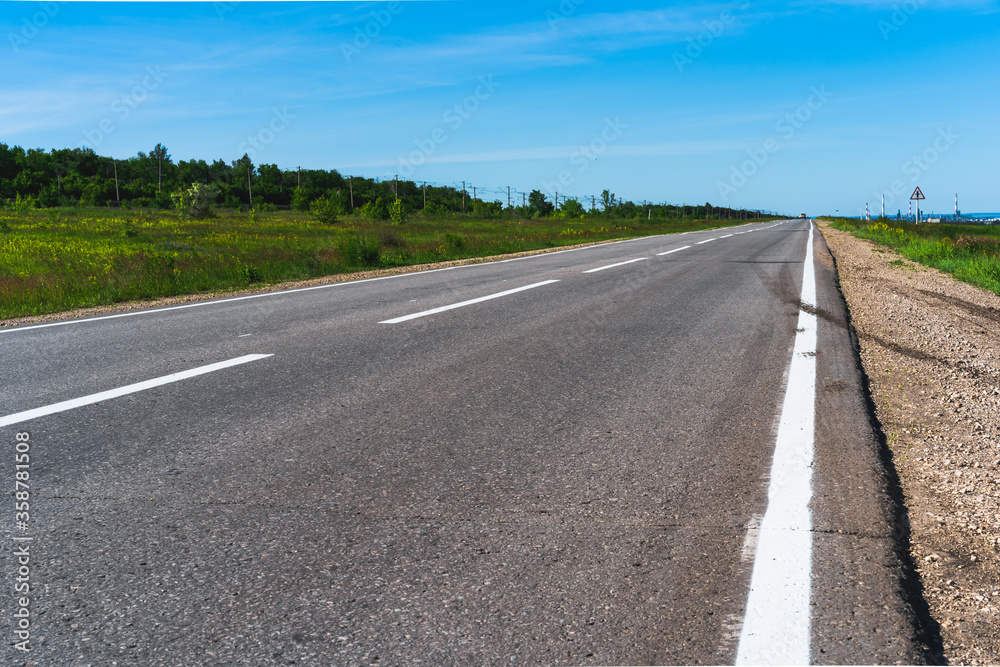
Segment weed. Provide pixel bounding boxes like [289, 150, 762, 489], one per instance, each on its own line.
[337, 234, 381, 268]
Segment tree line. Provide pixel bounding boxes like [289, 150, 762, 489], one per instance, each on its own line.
[0, 143, 774, 220]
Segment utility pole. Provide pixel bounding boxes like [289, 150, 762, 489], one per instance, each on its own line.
[881, 194, 885, 219]
[462, 181, 466, 211]
[507, 186, 510, 211]
[113, 159, 119, 201]
[555, 191, 558, 211]
[297, 167, 300, 189]
[423, 181, 426, 209]
[473, 185, 476, 202]
[349, 176, 354, 208]
[247, 164, 252, 207]
[394, 175, 398, 201]
[522, 192, 526, 210]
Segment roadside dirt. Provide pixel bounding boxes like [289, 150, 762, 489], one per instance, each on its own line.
[821, 221, 1000, 665]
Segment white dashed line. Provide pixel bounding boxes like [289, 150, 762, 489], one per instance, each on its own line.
[380, 280, 559, 324]
[583, 257, 649, 274]
[0, 354, 274, 428]
[696, 238, 717, 245]
[656, 246, 691, 256]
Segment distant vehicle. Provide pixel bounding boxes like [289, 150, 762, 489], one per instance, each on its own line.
[799, 213, 807, 218]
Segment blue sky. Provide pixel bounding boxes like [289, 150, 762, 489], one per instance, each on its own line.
[3, 0, 998, 215]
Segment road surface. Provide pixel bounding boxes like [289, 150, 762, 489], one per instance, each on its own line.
[1, 220, 932, 664]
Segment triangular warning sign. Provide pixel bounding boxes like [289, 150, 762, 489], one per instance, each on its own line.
[910, 187, 926, 200]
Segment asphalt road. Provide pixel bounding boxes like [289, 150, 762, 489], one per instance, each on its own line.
[1, 220, 934, 665]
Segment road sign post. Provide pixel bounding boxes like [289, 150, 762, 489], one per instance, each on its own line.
[910, 187, 925, 224]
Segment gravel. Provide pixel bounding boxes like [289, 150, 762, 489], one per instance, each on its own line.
[821, 221, 1000, 666]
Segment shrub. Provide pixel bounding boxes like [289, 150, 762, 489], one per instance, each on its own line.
[171, 183, 218, 219]
[291, 187, 310, 212]
[389, 199, 407, 224]
[360, 197, 390, 221]
[310, 195, 340, 224]
[444, 232, 466, 251]
[471, 199, 503, 219]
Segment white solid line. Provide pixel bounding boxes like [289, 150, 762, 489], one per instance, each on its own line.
[696, 238, 717, 245]
[736, 222, 816, 665]
[656, 246, 691, 256]
[582, 257, 649, 274]
[0, 354, 273, 428]
[720, 234, 734, 238]
[380, 280, 559, 324]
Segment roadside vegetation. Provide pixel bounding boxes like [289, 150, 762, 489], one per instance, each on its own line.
[0, 142, 781, 319]
[0, 206, 778, 319]
[824, 217, 1000, 297]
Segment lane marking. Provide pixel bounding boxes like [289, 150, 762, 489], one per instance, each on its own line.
[736, 222, 816, 665]
[379, 280, 559, 324]
[0, 354, 273, 428]
[696, 238, 717, 245]
[656, 246, 691, 256]
[720, 234, 734, 238]
[0, 266, 457, 334]
[582, 257, 649, 274]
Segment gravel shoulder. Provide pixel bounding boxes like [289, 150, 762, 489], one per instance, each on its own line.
[820, 221, 1000, 666]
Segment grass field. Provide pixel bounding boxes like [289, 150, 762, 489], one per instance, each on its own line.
[0, 207, 774, 319]
[824, 217, 1000, 297]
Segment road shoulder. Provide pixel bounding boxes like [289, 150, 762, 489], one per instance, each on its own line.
[820, 221, 1000, 666]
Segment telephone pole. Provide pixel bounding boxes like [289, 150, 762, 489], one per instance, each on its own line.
[349, 176, 354, 208]
[113, 159, 120, 201]
[462, 181, 466, 211]
[423, 181, 426, 209]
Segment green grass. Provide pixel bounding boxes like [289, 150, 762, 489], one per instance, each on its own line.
[824, 217, 1000, 296]
[0, 207, 777, 319]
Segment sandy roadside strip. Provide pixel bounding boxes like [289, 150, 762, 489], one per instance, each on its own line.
[820, 221, 1000, 666]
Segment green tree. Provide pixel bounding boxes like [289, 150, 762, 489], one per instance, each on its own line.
[600, 189, 617, 212]
[528, 190, 554, 217]
[558, 198, 585, 218]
